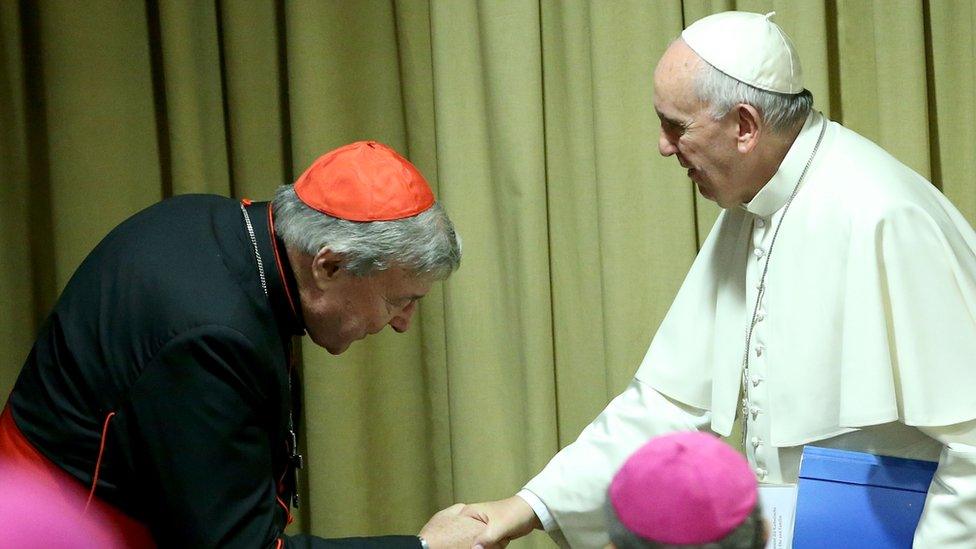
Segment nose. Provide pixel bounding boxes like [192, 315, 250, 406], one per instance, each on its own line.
[389, 300, 416, 333]
[658, 129, 677, 157]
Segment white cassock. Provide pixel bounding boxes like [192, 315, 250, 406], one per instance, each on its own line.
[519, 111, 976, 548]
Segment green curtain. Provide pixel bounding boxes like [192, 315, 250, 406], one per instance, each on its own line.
[2, 0, 974, 546]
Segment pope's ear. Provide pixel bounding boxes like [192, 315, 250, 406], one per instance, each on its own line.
[310, 248, 345, 289]
[734, 103, 762, 153]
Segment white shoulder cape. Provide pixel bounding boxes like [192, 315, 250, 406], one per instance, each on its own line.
[636, 113, 976, 446]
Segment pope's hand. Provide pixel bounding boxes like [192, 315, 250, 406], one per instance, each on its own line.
[460, 496, 541, 548]
[419, 503, 487, 549]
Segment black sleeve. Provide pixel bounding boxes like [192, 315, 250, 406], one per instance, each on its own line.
[284, 535, 421, 549]
[121, 326, 420, 548]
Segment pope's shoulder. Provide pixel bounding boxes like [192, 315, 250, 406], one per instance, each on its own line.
[810, 120, 951, 228]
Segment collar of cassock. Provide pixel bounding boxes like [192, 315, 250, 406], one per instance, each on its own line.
[742, 110, 824, 218]
[242, 200, 306, 338]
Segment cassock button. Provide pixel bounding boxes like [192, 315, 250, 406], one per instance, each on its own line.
[750, 405, 760, 419]
[751, 436, 762, 448]
[751, 374, 763, 387]
[756, 310, 766, 322]
[755, 467, 768, 480]
[755, 345, 765, 357]
[756, 218, 766, 228]
[753, 248, 765, 259]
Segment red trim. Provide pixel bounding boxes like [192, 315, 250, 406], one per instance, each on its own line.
[275, 495, 294, 525]
[276, 538, 284, 549]
[242, 198, 253, 206]
[267, 202, 300, 323]
[276, 452, 295, 525]
[268, 202, 299, 530]
[86, 411, 116, 511]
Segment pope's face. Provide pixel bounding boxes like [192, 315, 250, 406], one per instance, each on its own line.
[653, 41, 748, 209]
[302, 263, 431, 355]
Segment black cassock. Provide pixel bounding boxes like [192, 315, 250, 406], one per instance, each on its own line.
[6, 195, 419, 549]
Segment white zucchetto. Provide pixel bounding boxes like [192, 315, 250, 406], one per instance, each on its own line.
[681, 11, 804, 94]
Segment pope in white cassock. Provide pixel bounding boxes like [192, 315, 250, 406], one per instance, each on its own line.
[459, 11, 976, 549]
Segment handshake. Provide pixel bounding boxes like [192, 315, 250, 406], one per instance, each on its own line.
[417, 496, 542, 549]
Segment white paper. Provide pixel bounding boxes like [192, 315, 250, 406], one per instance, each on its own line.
[759, 483, 797, 549]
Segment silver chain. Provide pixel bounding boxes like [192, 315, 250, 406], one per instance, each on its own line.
[239, 201, 302, 508]
[740, 118, 828, 450]
[240, 203, 268, 297]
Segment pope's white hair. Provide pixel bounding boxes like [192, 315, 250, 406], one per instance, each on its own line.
[693, 53, 814, 134]
[271, 184, 461, 280]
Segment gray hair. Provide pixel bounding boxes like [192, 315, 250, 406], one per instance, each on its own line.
[272, 184, 461, 280]
[692, 52, 813, 135]
[605, 497, 765, 549]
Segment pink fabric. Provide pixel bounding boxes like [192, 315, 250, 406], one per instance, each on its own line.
[609, 431, 757, 544]
[294, 141, 435, 221]
[0, 464, 115, 548]
[0, 406, 155, 548]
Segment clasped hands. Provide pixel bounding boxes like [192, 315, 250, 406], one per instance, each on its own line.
[418, 496, 541, 549]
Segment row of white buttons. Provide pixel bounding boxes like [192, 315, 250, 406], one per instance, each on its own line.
[750, 215, 770, 483]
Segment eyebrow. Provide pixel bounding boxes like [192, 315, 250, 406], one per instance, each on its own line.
[656, 110, 686, 128]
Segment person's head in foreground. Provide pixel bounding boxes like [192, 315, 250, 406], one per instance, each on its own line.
[0, 462, 117, 548]
[653, 11, 813, 209]
[605, 432, 767, 549]
[272, 141, 461, 355]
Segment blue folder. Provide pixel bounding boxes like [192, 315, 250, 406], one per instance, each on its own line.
[792, 446, 937, 548]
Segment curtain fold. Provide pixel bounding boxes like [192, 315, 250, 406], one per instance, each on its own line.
[540, 0, 699, 445]
[28, 1, 163, 286]
[0, 0, 33, 402]
[927, 1, 976, 217]
[154, 0, 230, 196]
[2, 1, 975, 547]
[430, 0, 557, 510]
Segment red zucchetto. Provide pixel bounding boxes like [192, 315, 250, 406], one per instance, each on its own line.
[294, 141, 435, 222]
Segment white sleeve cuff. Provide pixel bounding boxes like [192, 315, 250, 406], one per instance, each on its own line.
[516, 488, 558, 532]
[913, 440, 976, 546]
